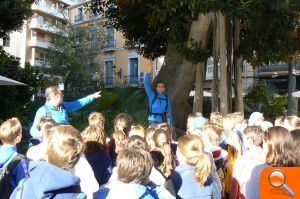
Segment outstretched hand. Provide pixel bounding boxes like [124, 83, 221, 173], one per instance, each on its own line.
[92, 91, 102, 99]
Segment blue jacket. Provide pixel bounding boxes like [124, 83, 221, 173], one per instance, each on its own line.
[10, 161, 82, 199]
[85, 151, 112, 186]
[169, 164, 221, 199]
[30, 95, 94, 138]
[0, 146, 26, 191]
[144, 73, 172, 125]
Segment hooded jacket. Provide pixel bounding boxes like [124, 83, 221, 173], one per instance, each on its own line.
[10, 161, 82, 199]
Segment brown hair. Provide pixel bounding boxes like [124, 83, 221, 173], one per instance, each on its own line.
[203, 124, 223, 147]
[178, 134, 211, 185]
[46, 125, 84, 170]
[243, 126, 264, 146]
[88, 112, 105, 129]
[45, 86, 61, 101]
[126, 135, 149, 151]
[0, 117, 22, 144]
[117, 148, 153, 184]
[265, 126, 299, 166]
[36, 116, 56, 131]
[128, 125, 145, 138]
[114, 113, 133, 134]
[112, 130, 127, 153]
[153, 129, 174, 177]
[81, 125, 106, 155]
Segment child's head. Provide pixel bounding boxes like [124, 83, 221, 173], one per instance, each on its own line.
[187, 112, 206, 131]
[37, 116, 56, 139]
[260, 121, 273, 132]
[126, 135, 149, 151]
[202, 124, 223, 147]
[177, 134, 211, 185]
[0, 117, 22, 145]
[153, 128, 170, 148]
[112, 130, 127, 153]
[46, 125, 84, 170]
[81, 125, 106, 155]
[88, 112, 105, 129]
[274, 116, 285, 127]
[243, 126, 264, 149]
[117, 148, 153, 185]
[233, 112, 244, 124]
[222, 113, 237, 132]
[283, 116, 300, 131]
[210, 112, 223, 126]
[145, 127, 156, 151]
[264, 126, 299, 166]
[128, 125, 145, 138]
[114, 113, 133, 134]
[248, 112, 264, 126]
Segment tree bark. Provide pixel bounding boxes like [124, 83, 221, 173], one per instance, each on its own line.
[226, 17, 233, 113]
[212, 12, 220, 112]
[193, 62, 205, 113]
[288, 56, 297, 115]
[219, 11, 228, 115]
[156, 13, 213, 129]
[233, 17, 244, 113]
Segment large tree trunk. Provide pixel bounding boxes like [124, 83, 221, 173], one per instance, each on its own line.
[212, 12, 220, 112]
[226, 17, 233, 113]
[233, 17, 244, 113]
[156, 13, 213, 130]
[288, 56, 297, 115]
[193, 62, 205, 113]
[219, 11, 228, 115]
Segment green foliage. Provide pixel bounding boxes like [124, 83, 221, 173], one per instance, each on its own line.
[244, 81, 288, 120]
[0, 48, 43, 124]
[44, 23, 106, 99]
[68, 87, 148, 135]
[0, 0, 35, 37]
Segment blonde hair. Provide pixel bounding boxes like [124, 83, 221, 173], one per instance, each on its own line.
[284, 116, 300, 131]
[81, 125, 106, 155]
[112, 130, 127, 153]
[117, 148, 153, 184]
[153, 129, 174, 177]
[126, 135, 149, 151]
[145, 127, 156, 151]
[210, 112, 223, 126]
[274, 116, 285, 127]
[178, 134, 211, 185]
[0, 117, 22, 144]
[46, 125, 84, 170]
[45, 86, 61, 101]
[222, 114, 236, 132]
[88, 112, 105, 129]
[37, 116, 56, 138]
[203, 124, 223, 147]
[114, 113, 133, 134]
[129, 125, 145, 138]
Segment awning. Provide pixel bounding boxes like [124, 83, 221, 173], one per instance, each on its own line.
[0, 75, 27, 86]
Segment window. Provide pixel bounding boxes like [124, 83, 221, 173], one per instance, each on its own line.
[105, 60, 114, 85]
[106, 29, 115, 47]
[35, 50, 46, 62]
[129, 58, 138, 84]
[76, 7, 83, 22]
[3, 37, 10, 47]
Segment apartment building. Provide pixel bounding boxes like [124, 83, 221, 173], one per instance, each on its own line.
[68, 1, 156, 87]
[1, 0, 76, 67]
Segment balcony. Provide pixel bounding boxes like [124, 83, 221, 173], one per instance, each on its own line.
[30, 18, 62, 34]
[33, 59, 52, 67]
[102, 39, 117, 51]
[124, 75, 144, 86]
[29, 39, 49, 49]
[31, 4, 68, 20]
[256, 62, 300, 77]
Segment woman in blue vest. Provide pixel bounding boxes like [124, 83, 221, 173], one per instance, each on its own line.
[144, 65, 172, 125]
[30, 86, 101, 140]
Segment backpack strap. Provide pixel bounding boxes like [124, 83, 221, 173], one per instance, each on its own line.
[73, 192, 87, 199]
[15, 178, 27, 199]
[44, 105, 52, 118]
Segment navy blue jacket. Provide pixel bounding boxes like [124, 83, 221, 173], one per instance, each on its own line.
[85, 151, 112, 186]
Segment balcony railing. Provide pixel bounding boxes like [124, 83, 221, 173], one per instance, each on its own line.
[124, 75, 144, 86]
[105, 39, 116, 48]
[31, 4, 68, 20]
[257, 63, 300, 72]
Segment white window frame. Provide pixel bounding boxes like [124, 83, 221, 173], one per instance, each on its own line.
[127, 52, 140, 84]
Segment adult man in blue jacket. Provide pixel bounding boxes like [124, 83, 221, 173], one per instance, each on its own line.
[30, 86, 101, 139]
[144, 65, 172, 125]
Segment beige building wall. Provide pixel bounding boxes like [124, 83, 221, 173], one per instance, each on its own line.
[68, 2, 154, 87]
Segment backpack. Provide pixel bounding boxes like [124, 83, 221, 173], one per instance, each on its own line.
[148, 91, 169, 122]
[0, 153, 29, 199]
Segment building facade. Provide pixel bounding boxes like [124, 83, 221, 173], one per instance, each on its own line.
[68, 0, 156, 87]
[0, 0, 76, 67]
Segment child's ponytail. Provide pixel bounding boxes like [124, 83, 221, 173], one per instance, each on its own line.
[194, 153, 211, 185]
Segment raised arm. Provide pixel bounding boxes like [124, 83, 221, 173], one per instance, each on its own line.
[144, 65, 155, 99]
[64, 91, 101, 113]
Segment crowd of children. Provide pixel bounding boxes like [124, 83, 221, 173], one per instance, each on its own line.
[1, 110, 300, 199]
